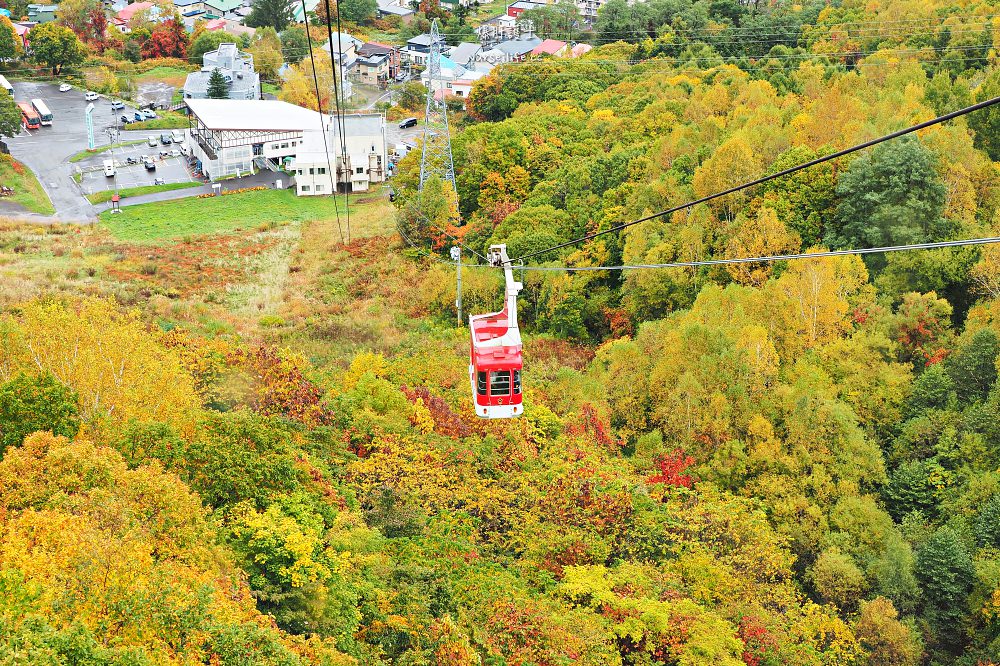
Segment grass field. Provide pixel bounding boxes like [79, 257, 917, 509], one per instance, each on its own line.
[69, 140, 146, 163]
[135, 66, 195, 86]
[99, 188, 366, 242]
[0, 156, 55, 215]
[128, 111, 188, 130]
[86, 181, 202, 204]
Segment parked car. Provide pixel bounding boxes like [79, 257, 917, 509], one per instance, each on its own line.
[168, 148, 182, 158]
[170, 129, 184, 143]
[119, 115, 131, 125]
[84, 91, 99, 101]
[147, 136, 157, 147]
[141, 108, 157, 119]
[58, 83, 72, 93]
[103, 159, 115, 177]
[110, 100, 124, 110]
[134, 111, 144, 122]
[398, 117, 417, 129]
[395, 71, 408, 82]
[159, 133, 172, 145]
[144, 158, 155, 171]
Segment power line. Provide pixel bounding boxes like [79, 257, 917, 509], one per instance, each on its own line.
[321, 0, 351, 242]
[517, 237, 1000, 272]
[301, 0, 345, 245]
[511, 92, 1000, 263]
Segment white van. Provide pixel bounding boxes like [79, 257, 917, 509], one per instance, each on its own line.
[103, 159, 115, 177]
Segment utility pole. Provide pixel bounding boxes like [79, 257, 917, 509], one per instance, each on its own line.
[451, 245, 462, 326]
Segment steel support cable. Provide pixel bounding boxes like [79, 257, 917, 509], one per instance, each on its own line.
[329, 0, 352, 243]
[301, 0, 345, 245]
[512, 93, 1000, 263]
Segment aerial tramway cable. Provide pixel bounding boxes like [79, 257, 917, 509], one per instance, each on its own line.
[511, 93, 1000, 264]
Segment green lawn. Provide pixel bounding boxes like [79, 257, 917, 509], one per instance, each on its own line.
[128, 111, 188, 130]
[100, 189, 354, 242]
[86, 181, 202, 204]
[0, 156, 55, 215]
[69, 140, 146, 163]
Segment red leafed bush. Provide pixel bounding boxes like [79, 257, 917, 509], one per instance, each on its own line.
[565, 403, 623, 450]
[228, 345, 333, 426]
[648, 449, 695, 489]
[400, 385, 471, 438]
[737, 615, 778, 666]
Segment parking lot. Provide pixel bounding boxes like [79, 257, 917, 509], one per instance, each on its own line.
[3, 81, 191, 217]
[78, 140, 195, 196]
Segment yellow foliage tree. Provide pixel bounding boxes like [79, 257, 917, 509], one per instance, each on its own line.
[0, 298, 201, 432]
[725, 207, 801, 287]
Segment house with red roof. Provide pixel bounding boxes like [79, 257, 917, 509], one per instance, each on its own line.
[114, 1, 160, 33]
[203, 17, 227, 30]
[530, 39, 568, 58]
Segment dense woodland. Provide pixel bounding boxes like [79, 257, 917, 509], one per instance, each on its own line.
[5, 0, 1000, 664]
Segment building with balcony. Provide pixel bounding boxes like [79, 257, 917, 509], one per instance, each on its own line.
[183, 43, 261, 101]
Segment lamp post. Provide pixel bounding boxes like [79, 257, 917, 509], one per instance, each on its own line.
[450, 245, 462, 326]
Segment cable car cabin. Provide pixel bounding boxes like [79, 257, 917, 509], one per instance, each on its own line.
[469, 244, 523, 419]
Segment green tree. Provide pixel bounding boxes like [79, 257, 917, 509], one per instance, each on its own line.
[975, 494, 1000, 548]
[811, 548, 868, 610]
[395, 80, 426, 112]
[0, 91, 24, 138]
[969, 68, 1000, 160]
[906, 363, 956, 416]
[945, 328, 999, 404]
[827, 136, 948, 271]
[884, 461, 938, 521]
[339, 0, 376, 23]
[916, 526, 974, 652]
[207, 67, 229, 99]
[246, 0, 294, 32]
[0, 373, 79, 455]
[28, 22, 86, 75]
[189, 29, 231, 64]
[280, 26, 309, 65]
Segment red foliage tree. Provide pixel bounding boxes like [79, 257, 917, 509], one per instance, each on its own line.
[647, 449, 695, 489]
[86, 5, 108, 49]
[737, 616, 778, 666]
[141, 19, 188, 59]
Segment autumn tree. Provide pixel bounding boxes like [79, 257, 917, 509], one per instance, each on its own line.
[56, 0, 103, 44]
[28, 22, 86, 75]
[725, 207, 801, 286]
[248, 27, 283, 79]
[141, 18, 188, 59]
[0, 16, 22, 60]
[853, 597, 922, 666]
[279, 51, 338, 111]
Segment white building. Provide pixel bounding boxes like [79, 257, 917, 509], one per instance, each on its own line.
[185, 98, 385, 190]
[291, 114, 387, 195]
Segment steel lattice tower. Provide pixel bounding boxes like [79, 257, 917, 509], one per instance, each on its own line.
[419, 20, 456, 191]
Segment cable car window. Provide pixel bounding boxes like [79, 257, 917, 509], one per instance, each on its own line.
[490, 370, 511, 396]
[476, 371, 487, 395]
[512, 370, 521, 395]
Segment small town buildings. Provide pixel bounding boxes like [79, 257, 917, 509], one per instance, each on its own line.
[506, 0, 545, 17]
[183, 43, 261, 101]
[448, 42, 482, 68]
[530, 38, 568, 57]
[185, 98, 386, 192]
[420, 54, 486, 93]
[375, 0, 414, 21]
[475, 14, 533, 48]
[401, 32, 446, 67]
[494, 36, 541, 62]
[356, 50, 390, 86]
[358, 42, 401, 79]
[291, 114, 387, 194]
[25, 4, 57, 22]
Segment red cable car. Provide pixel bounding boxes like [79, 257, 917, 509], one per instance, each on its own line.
[469, 244, 523, 419]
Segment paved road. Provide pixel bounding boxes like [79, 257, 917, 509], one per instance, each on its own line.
[5, 81, 159, 220]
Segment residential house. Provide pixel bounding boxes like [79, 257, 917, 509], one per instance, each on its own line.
[172, 0, 203, 12]
[506, 0, 545, 17]
[291, 0, 319, 22]
[494, 37, 541, 62]
[577, 0, 607, 23]
[355, 51, 390, 86]
[401, 32, 446, 67]
[570, 42, 592, 57]
[114, 1, 159, 32]
[203, 0, 243, 18]
[475, 14, 533, 48]
[448, 42, 482, 68]
[358, 41, 401, 79]
[375, 0, 414, 22]
[421, 54, 486, 98]
[180, 9, 206, 30]
[202, 17, 227, 30]
[183, 43, 261, 100]
[530, 38, 568, 57]
[291, 114, 387, 195]
[25, 4, 57, 22]
[11, 22, 31, 49]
